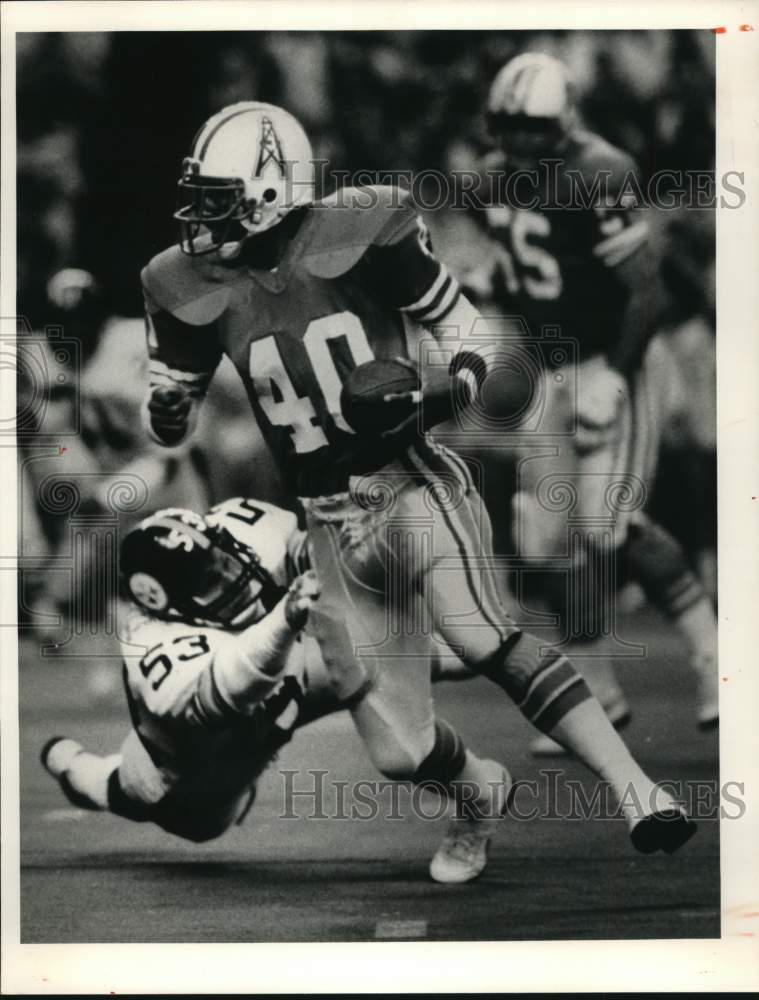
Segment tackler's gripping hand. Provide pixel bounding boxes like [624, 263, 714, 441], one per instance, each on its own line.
[284, 570, 321, 632]
[148, 384, 192, 445]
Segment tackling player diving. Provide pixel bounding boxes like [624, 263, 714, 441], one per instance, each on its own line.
[43, 497, 512, 883]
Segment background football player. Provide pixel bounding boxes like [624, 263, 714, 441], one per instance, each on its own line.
[466, 53, 718, 751]
[140, 101, 696, 855]
[42, 496, 513, 883]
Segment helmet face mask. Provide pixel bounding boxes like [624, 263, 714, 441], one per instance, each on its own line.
[121, 509, 285, 629]
[487, 112, 570, 168]
[190, 542, 268, 626]
[175, 161, 281, 258]
[175, 102, 315, 257]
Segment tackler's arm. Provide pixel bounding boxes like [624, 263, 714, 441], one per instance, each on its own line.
[193, 572, 320, 720]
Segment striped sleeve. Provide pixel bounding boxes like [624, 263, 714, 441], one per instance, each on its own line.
[592, 217, 649, 268]
[365, 215, 462, 325]
[400, 257, 461, 325]
[148, 357, 214, 401]
[145, 307, 222, 402]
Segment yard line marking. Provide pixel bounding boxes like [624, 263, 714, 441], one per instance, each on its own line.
[375, 920, 427, 939]
[43, 808, 87, 822]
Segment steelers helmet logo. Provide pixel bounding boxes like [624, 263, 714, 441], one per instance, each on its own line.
[129, 572, 169, 611]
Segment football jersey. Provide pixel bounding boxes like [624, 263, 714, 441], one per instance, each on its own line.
[119, 497, 313, 778]
[480, 130, 651, 361]
[141, 186, 462, 497]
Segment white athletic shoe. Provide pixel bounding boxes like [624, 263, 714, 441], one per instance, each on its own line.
[429, 769, 511, 884]
[41, 736, 84, 777]
[41, 736, 112, 811]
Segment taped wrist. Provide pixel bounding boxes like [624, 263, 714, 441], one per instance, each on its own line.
[204, 599, 295, 716]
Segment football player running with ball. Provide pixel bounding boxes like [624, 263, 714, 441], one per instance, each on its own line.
[42, 497, 509, 880]
[471, 53, 718, 750]
[140, 101, 696, 861]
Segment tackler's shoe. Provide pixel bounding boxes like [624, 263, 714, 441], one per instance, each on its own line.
[40, 736, 102, 811]
[41, 736, 84, 779]
[429, 767, 513, 884]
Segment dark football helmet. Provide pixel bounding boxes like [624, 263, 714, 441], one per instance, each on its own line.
[120, 508, 284, 628]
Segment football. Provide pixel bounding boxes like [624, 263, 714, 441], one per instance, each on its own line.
[340, 358, 422, 435]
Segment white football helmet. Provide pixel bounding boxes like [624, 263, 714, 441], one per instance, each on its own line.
[175, 101, 315, 256]
[487, 53, 576, 165]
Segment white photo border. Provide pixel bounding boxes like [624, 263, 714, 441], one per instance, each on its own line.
[2, 0, 758, 993]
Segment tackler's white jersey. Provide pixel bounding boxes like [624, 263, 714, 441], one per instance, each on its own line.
[118, 498, 315, 793]
[119, 606, 323, 797]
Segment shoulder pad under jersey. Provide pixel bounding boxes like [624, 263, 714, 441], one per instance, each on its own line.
[141, 245, 236, 326]
[302, 185, 418, 279]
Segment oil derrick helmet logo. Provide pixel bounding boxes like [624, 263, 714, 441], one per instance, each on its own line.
[255, 117, 287, 179]
[176, 102, 315, 250]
